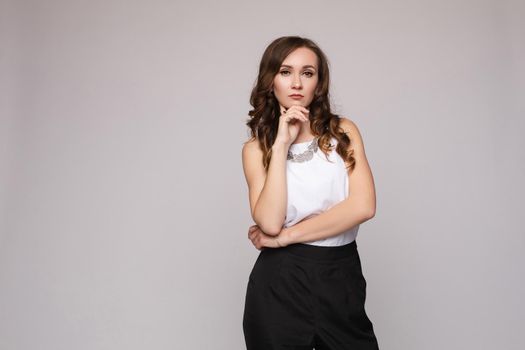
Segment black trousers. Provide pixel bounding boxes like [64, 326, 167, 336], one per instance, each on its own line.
[243, 240, 379, 350]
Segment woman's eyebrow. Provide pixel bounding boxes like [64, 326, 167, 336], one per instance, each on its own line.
[280, 64, 316, 70]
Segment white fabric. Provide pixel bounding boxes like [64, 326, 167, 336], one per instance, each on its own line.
[284, 136, 359, 246]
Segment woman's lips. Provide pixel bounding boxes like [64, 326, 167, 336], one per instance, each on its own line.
[289, 95, 304, 99]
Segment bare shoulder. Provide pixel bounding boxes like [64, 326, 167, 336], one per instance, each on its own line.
[242, 136, 263, 159]
[338, 116, 366, 150]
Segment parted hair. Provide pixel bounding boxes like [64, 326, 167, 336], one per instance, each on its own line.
[245, 35, 356, 172]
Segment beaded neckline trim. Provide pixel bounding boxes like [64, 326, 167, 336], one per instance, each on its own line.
[287, 137, 319, 162]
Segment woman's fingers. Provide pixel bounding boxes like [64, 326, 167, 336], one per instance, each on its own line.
[248, 226, 258, 239]
[286, 105, 309, 115]
[249, 226, 262, 248]
[274, 104, 311, 148]
[249, 227, 277, 250]
[282, 109, 308, 123]
[282, 105, 309, 122]
[251, 231, 261, 250]
[295, 106, 309, 116]
[282, 104, 309, 114]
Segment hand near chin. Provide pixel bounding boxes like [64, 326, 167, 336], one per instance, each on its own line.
[247, 224, 289, 250]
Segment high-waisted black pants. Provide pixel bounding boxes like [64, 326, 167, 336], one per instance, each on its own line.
[243, 240, 379, 350]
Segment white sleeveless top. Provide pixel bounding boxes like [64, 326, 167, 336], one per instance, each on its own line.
[284, 136, 359, 246]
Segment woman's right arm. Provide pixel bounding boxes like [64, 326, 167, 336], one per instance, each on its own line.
[241, 139, 289, 236]
[242, 105, 309, 236]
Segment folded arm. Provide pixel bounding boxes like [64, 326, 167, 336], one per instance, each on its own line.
[242, 138, 289, 235]
[280, 117, 376, 245]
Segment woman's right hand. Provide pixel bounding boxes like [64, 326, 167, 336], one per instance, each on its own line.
[274, 105, 310, 147]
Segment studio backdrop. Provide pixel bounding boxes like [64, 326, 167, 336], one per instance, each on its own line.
[1, 0, 524, 349]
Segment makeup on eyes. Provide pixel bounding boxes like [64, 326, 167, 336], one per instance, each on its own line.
[279, 70, 315, 76]
[280, 65, 316, 73]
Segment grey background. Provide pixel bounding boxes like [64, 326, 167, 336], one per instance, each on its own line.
[1, 0, 524, 349]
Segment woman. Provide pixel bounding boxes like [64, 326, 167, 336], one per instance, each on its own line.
[241, 36, 380, 350]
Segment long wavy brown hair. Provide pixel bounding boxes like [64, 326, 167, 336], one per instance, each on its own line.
[245, 36, 355, 172]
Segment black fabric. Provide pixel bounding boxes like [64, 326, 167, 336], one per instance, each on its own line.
[243, 240, 379, 350]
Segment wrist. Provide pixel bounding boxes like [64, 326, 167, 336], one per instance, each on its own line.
[280, 226, 297, 246]
[271, 141, 290, 152]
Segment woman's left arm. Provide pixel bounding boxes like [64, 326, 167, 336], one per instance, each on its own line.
[279, 117, 376, 246]
[248, 117, 376, 250]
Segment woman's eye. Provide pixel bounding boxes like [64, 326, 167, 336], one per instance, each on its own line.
[279, 70, 314, 77]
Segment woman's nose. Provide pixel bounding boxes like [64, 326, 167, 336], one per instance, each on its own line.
[292, 75, 302, 88]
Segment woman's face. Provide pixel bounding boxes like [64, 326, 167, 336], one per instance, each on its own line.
[272, 47, 319, 111]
